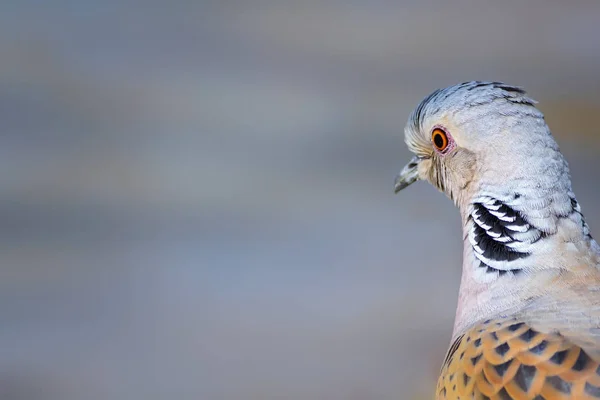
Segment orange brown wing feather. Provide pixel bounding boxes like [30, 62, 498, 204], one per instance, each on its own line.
[437, 318, 600, 399]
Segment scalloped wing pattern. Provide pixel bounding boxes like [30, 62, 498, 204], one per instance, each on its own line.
[437, 318, 600, 399]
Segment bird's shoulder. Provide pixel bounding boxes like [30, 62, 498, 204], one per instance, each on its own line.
[437, 317, 600, 399]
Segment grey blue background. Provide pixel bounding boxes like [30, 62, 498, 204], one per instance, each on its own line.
[2, 1, 600, 399]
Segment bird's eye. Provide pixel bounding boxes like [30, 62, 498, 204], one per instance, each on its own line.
[432, 128, 449, 152]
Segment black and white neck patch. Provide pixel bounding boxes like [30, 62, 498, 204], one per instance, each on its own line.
[468, 196, 540, 275]
[467, 193, 593, 277]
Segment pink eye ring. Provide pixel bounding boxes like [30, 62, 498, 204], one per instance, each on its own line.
[432, 128, 448, 151]
[431, 126, 455, 154]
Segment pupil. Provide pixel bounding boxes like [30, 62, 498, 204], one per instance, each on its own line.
[434, 133, 445, 148]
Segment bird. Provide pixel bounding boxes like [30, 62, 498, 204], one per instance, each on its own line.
[394, 81, 600, 399]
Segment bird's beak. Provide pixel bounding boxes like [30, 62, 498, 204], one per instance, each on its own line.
[394, 156, 421, 193]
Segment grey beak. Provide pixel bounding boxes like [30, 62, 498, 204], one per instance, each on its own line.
[394, 156, 421, 193]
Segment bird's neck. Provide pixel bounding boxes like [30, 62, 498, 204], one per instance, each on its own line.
[452, 190, 600, 338]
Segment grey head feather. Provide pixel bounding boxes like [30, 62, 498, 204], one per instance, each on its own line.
[409, 81, 536, 134]
[405, 81, 542, 156]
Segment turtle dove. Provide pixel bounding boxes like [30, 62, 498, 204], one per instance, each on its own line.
[395, 81, 600, 400]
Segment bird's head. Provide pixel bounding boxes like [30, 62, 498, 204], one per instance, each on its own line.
[395, 81, 570, 213]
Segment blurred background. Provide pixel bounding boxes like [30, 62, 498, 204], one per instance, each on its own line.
[2, 1, 600, 399]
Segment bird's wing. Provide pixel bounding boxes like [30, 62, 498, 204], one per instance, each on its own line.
[437, 317, 600, 400]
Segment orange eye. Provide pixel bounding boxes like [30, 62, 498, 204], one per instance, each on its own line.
[432, 128, 449, 152]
